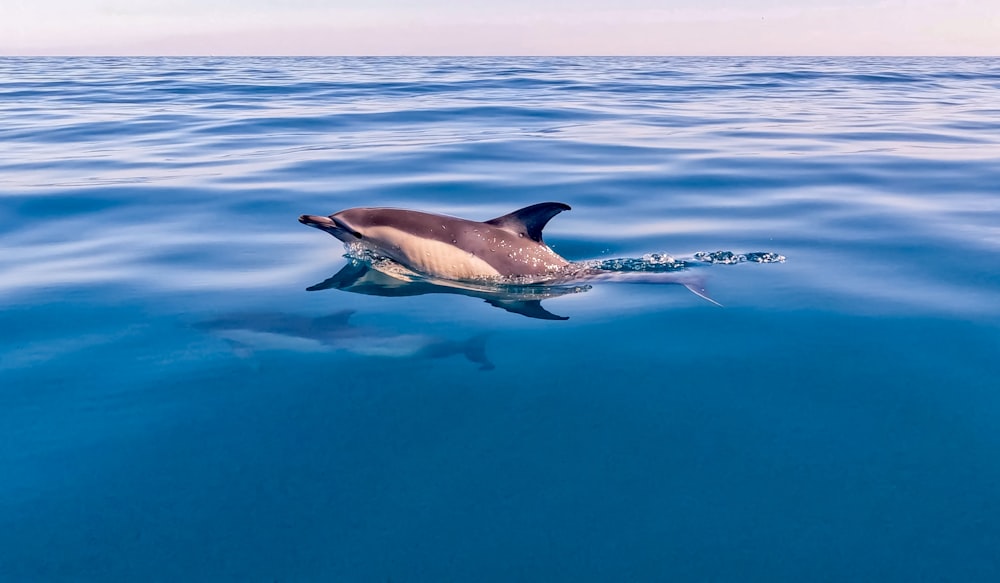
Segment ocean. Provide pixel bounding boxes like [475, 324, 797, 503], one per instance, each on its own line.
[2, 56, 999, 581]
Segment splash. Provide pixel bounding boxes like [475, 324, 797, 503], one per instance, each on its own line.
[693, 251, 787, 265]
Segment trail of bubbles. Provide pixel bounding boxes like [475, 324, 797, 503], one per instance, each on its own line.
[693, 251, 787, 265]
[581, 252, 687, 272]
[582, 251, 786, 272]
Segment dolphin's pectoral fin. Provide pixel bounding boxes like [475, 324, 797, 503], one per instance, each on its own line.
[306, 261, 370, 291]
[485, 202, 571, 243]
[305, 281, 333, 292]
[484, 299, 569, 321]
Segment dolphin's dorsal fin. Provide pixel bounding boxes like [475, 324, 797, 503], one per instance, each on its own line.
[485, 202, 571, 243]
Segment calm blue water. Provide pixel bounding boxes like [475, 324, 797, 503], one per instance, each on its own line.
[2, 57, 999, 581]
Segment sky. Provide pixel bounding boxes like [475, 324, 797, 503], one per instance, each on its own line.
[2, 0, 998, 56]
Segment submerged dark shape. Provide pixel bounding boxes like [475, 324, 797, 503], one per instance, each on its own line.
[307, 259, 587, 321]
[197, 309, 494, 370]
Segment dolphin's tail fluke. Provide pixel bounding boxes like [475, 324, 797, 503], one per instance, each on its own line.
[417, 333, 495, 371]
[461, 333, 495, 371]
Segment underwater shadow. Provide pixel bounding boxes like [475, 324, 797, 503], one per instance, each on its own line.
[197, 308, 496, 370]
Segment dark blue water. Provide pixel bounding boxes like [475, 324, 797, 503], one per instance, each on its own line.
[2, 57, 999, 581]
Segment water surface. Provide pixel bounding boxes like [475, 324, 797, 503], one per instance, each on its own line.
[2, 57, 999, 581]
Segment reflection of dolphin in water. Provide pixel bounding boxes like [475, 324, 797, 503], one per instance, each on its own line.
[197, 310, 494, 370]
[300, 203, 720, 318]
[307, 259, 588, 320]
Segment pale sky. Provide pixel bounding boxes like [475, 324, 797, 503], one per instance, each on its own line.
[2, 0, 998, 56]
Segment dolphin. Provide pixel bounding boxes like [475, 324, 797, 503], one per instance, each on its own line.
[299, 202, 572, 281]
[299, 202, 723, 311]
[197, 310, 494, 370]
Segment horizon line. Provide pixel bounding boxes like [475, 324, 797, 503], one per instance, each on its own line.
[2, 54, 997, 58]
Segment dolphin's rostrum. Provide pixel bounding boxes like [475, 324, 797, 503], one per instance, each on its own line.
[300, 202, 572, 281]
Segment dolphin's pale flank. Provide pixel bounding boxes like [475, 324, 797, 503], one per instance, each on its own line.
[299, 202, 572, 281]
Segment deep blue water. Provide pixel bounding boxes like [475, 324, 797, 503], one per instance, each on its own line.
[2, 57, 1000, 581]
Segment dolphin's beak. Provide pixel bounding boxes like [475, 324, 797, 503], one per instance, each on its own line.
[299, 215, 335, 228]
[299, 214, 364, 240]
